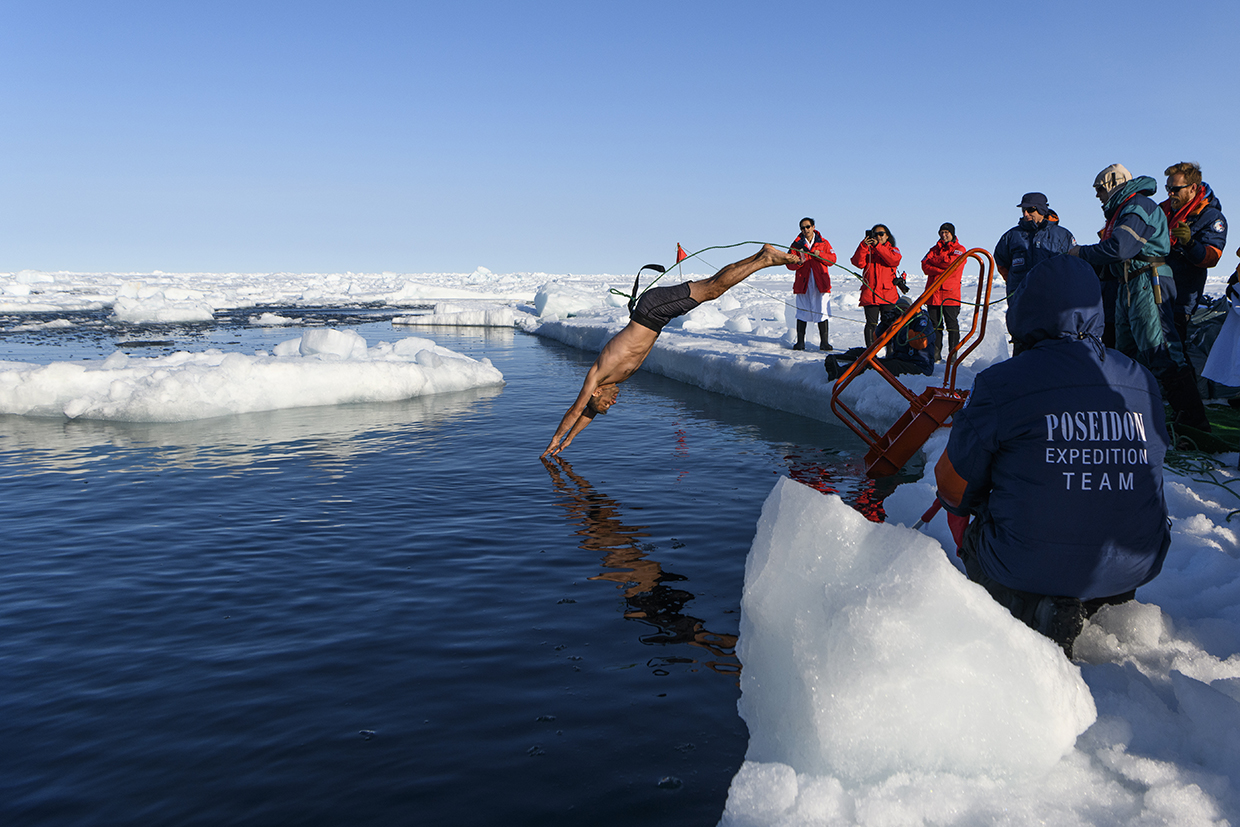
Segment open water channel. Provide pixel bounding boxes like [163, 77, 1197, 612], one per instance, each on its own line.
[0, 309, 902, 825]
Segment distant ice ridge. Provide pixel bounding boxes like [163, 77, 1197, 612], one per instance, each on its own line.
[722, 463, 1240, 826]
[112, 281, 216, 323]
[0, 269, 541, 318]
[0, 329, 503, 422]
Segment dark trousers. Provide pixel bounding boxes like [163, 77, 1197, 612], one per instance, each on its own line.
[1101, 278, 1118, 349]
[957, 518, 1134, 657]
[927, 304, 960, 361]
[863, 304, 900, 348]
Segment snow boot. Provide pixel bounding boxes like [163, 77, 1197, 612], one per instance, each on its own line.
[1034, 596, 1086, 659]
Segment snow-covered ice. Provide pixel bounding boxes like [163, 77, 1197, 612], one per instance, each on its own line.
[2, 255, 1239, 823]
[0, 329, 503, 422]
[723, 467, 1240, 826]
[393, 302, 516, 328]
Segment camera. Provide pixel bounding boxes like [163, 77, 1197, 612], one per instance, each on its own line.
[865, 230, 876, 240]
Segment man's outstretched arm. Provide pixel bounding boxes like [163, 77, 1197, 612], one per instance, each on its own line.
[542, 323, 656, 457]
[542, 380, 600, 457]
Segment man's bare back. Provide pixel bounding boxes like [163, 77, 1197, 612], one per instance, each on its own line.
[542, 244, 803, 457]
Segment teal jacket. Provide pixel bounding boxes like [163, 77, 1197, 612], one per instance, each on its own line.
[1076, 176, 1171, 280]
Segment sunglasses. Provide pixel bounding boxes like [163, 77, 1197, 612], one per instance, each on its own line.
[873, 230, 888, 236]
[800, 224, 813, 230]
[1166, 184, 1192, 195]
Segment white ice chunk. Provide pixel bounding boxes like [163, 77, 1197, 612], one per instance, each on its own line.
[15, 270, 55, 284]
[392, 305, 515, 327]
[111, 282, 215, 323]
[298, 328, 370, 360]
[0, 336, 503, 422]
[736, 477, 1094, 786]
[534, 280, 605, 319]
[251, 312, 294, 326]
[674, 303, 729, 332]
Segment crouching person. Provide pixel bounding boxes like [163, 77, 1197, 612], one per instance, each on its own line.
[934, 256, 1170, 658]
[824, 295, 934, 380]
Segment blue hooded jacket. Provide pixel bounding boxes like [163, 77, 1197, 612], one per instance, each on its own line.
[945, 255, 1170, 599]
[993, 216, 1076, 295]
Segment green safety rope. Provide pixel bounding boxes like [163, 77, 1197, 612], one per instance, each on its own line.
[609, 240, 1010, 319]
[1163, 439, 1240, 521]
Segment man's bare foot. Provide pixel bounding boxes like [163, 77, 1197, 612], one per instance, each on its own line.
[761, 243, 804, 267]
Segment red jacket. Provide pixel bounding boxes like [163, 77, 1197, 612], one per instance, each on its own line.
[851, 241, 902, 306]
[921, 239, 966, 306]
[787, 232, 837, 293]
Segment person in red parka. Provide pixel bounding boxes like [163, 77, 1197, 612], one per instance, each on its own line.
[921, 222, 966, 362]
[787, 216, 837, 350]
[851, 224, 903, 347]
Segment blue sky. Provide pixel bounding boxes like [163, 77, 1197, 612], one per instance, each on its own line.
[3, 0, 1238, 276]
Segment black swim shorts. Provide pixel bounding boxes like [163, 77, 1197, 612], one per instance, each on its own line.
[630, 282, 700, 333]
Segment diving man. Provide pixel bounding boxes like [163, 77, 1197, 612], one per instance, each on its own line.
[542, 244, 803, 457]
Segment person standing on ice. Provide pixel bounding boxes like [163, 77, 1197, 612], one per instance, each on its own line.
[993, 192, 1076, 302]
[1160, 161, 1228, 344]
[1070, 164, 1211, 434]
[851, 224, 903, 348]
[786, 217, 837, 351]
[935, 255, 1170, 658]
[920, 223, 966, 362]
[542, 244, 804, 457]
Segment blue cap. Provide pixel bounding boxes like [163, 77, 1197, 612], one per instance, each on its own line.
[1018, 192, 1050, 213]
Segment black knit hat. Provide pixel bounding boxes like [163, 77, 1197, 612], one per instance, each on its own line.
[938, 222, 956, 239]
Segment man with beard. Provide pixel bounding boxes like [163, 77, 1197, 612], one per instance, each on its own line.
[1162, 162, 1228, 343]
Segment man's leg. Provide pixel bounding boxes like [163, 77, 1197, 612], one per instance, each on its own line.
[959, 520, 1084, 657]
[689, 244, 797, 303]
[1101, 278, 1118, 348]
[944, 305, 961, 359]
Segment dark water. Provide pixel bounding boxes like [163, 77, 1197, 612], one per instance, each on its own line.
[0, 310, 887, 826]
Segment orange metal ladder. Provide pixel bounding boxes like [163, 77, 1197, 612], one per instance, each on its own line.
[829, 248, 998, 478]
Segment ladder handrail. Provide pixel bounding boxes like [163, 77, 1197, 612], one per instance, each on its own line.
[830, 248, 997, 455]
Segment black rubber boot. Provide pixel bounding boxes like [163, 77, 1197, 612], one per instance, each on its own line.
[818, 320, 831, 350]
[793, 320, 806, 350]
[1166, 365, 1211, 432]
[1034, 596, 1086, 659]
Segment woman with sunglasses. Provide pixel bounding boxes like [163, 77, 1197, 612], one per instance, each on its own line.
[850, 224, 903, 347]
[787, 217, 837, 350]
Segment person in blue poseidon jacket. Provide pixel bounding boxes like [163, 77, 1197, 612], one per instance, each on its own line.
[1070, 164, 1210, 432]
[935, 255, 1170, 658]
[993, 192, 1076, 303]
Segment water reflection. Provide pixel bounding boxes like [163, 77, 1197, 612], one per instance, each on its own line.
[542, 456, 740, 677]
[0, 384, 502, 476]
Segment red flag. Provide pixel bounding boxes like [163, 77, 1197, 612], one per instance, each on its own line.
[676, 243, 688, 263]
